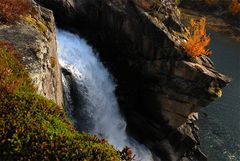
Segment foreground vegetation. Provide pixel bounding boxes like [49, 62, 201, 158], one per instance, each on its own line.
[0, 0, 132, 160]
[0, 41, 133, 160]
[182, 17, 211, 58]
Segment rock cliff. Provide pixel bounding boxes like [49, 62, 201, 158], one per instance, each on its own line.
[35, 0, 230, 160]
[0, 2, 126, 160]
[0, 2, 63, 106]
[180, 0, 240, 28]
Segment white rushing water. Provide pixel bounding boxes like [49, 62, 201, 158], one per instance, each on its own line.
[57, 29, 153, 161]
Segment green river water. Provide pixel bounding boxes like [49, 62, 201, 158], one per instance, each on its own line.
[199, 30, 240, 161]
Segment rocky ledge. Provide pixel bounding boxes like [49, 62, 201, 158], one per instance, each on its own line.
[0, 2, 63, 106]
[35, 0, 231, 160]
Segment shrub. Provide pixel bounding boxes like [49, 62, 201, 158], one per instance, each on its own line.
[0, 0, 32, 22]
[181, 17, 211, 58]
[0, 92, 123, 160]
[0, 41, 132, 160]
[120, 146, 134, 161]
[0, 40, 33, 94]
[229, 0, 240, 16]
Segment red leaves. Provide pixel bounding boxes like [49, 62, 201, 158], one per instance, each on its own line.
[0, 0, 32, 22]
[120, 146, 134, 161]
[0, 41, 21, 94]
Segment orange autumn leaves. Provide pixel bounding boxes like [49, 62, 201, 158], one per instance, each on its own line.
[182, 17, 211, 58]
[229, 0, 240, 16]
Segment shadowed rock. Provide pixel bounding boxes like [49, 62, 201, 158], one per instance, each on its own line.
[34, 0, 231, 160]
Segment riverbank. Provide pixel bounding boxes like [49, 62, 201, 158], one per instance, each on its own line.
[180, 8, 240, 42]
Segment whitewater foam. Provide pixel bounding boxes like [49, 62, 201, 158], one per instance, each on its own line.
[57, 29, 153, 161]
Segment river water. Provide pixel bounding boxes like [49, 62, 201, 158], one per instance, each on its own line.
[199, 31, 240, 161]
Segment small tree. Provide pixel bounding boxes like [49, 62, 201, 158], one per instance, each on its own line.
[181, 17, 211, 58]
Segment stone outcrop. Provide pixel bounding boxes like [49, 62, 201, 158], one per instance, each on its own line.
[35, 0, 230, 160]
[180, 0, 240, 28]
[0, 2, 63, 107]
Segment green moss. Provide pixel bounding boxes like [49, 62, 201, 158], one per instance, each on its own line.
[0, 93, 121, 160]
[24, 15, 48, 34]
[0, 45, 126, 160]
[50, 56, 57, 68]
[0, 48, 34, 94]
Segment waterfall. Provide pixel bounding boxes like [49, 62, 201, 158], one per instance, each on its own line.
[57, 29, 153, 161]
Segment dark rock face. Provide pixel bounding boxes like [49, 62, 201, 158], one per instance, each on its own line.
[61, 68, 90, 131]
[34, 0, 77, 25]
[35, 0, 230, 160]
[0, 3, 63, 107]
[180, 0, 240, 28]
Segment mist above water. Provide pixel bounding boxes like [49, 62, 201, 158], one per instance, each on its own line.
[57, 29, 153, 161]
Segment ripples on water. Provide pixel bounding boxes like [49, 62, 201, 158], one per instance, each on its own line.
[199, 31, 240, 161]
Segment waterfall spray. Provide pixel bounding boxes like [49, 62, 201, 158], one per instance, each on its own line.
[57, 29, 153, 161]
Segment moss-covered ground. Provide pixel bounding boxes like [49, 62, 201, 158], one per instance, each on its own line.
[0, 41, 127, 160]
[0, 0, 133, 160]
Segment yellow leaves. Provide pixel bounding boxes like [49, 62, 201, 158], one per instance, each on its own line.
[229, 0, 240, 16]
[24, 15, 48, 34]
[208, 86, 222, 97]
[181, 17, 211, 58]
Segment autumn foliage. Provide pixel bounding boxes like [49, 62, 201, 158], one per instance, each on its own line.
[182, 17, 211, 58]
[120, 146, 134, 161]
[0, 40, 31, 94]
[0, 40, 131, 160]
[0, 0, 32, 22]
[229, 0, 240, 16]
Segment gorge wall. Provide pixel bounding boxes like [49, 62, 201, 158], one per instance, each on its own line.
[0, 3, 63, 106]
[180, 0, 240, 28]
[35, 0, 231, 160]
